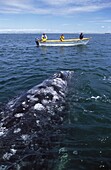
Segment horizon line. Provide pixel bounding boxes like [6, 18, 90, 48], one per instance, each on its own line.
[0, 31, 110, 34]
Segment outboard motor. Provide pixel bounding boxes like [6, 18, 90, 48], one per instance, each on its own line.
[35, 38, 39, 46]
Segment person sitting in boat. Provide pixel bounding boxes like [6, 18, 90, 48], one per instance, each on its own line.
[60, 34, 64, 41]
[41, 33, 47, 42]
[79, 33, 84, 39]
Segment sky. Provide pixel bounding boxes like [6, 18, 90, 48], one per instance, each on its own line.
[0, 0, 111, 33]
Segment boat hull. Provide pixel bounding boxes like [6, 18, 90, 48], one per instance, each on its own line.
[35, 38, 90, 47]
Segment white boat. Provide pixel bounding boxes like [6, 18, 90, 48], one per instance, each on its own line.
[35, 38, 90, 47]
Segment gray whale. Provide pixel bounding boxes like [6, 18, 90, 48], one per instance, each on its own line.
[0, 71, 73, 170]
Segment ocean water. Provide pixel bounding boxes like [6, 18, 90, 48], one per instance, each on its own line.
[0, 33, 111, 169]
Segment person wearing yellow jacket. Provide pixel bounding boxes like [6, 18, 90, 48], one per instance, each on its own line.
[60, 34, 64, 41]
[41, 33, 48, 42]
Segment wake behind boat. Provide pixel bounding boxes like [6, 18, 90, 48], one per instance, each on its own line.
[35, 38, 90, 47]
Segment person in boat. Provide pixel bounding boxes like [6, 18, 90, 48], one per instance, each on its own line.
[79, 33, 84, 39]
[41, 33, 48, 42]
[60, 34, 64, 41]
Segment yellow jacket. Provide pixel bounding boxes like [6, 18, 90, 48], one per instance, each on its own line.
[60, 35, 64, 41]
[41, 34, 47, 42]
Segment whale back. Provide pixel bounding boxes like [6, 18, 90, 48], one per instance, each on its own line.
[0, 71, 73, 170]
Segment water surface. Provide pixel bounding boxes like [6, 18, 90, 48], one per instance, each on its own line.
[0, 33, 111, 169]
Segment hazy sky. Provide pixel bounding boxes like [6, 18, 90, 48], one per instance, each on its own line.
[0, 0, 111, 33]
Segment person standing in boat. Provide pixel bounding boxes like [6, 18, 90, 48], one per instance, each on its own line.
[41, 33, 48, 42]
[60, 34, 64, 41]
[79, 33, 84, 39]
